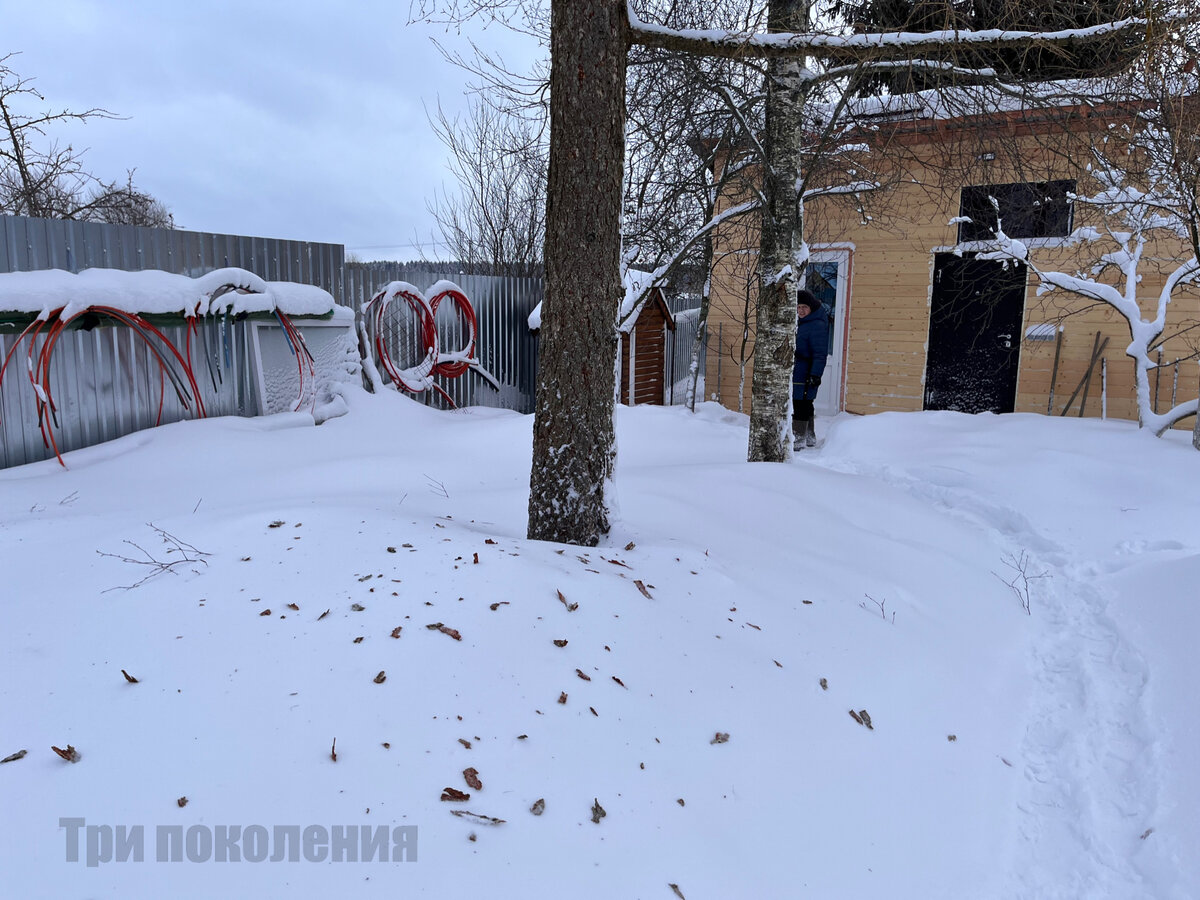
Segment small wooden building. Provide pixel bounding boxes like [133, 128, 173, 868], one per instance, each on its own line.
[618, 277, 675, 406]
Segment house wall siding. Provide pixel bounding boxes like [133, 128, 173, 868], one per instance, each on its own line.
[706, 122, 1200, 427]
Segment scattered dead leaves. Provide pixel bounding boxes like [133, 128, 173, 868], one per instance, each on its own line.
[530, 798, 545, 816]
[121, 669, 139, 684]
[575, 669, 591, 681]
[634, 580, 653, 599]
[553, 639, 568, 648]
[947, 734, 957, 742]
[463, 768, 483, 790]
[669, 883, 686, 899]
[557, 590, 578, 612]
[624, 541, 636, 551]
[331, 738, 338, 762]
[317, 609, 330, 621]
[611, 676, 626, 688]
[177, 796, 188, 808]
[0, 749, 27, 764]
[458, 738, 472, 750]
[489, 602, 510, 611]
[390, 626, 403, 639]
[351, 603, 366, 612]
[819, 678, 828, 690]
[259, 609, 271, 617]
[374, 671, 387, 684]
[440, 787, 470, 802]
[426, 623, 462, 641]
[51, 745, 79, 763]
[268, 521, 284, 528]
[287, 603, 300, 611]
[558, 692, 568, 704]
[591, 798, 606, 824]
[710, 732, 730, 745]
[849, 709, 873, 730]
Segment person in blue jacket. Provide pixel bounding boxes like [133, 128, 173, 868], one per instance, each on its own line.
[792, 287, 829, 449]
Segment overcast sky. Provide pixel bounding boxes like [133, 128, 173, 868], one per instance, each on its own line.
[1, 1, 543, 260]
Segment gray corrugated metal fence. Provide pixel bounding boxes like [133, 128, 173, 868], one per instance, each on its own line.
[346, 262, 541, 414]
[1, 215, 707, 469]
[0, 215, 343, 293]
[0, 217, 546, 468]
[0, 317, 258, 470]
[661, 290, 707, 406]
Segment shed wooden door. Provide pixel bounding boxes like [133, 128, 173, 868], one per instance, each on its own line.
[924, 252, 1026, 414]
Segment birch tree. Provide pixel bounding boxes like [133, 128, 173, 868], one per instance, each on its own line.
[748, 0, 812, 461]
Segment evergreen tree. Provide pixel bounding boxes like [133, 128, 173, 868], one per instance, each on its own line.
[828, 0, 1152, 93]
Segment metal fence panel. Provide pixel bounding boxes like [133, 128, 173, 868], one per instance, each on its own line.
[2, 216, 558, 470]
[0, 215, 344, 297]
[0, 318, 257, 469]
[347, 262, 542, 414]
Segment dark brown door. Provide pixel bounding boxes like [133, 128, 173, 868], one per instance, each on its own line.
[924, 253, 1026, 414]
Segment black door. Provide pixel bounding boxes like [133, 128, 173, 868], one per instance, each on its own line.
[924, 253, 1026, 414]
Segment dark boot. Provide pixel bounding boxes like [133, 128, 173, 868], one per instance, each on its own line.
[805, 418, 817, 447]
[793, 417, 808, 450]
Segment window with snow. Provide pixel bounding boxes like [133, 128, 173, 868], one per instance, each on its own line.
[957, 180, 1075, 242]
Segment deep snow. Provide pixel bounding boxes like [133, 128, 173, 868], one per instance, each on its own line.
[1, 390, 1195, 899]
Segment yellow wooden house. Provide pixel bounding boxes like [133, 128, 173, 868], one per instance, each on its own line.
[705, 89, 1200, 426]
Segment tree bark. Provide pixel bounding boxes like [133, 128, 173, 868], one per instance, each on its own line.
[527, 0, 628, 545]
[748, 0, 809, 462]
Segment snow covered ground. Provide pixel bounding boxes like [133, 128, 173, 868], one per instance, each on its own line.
[1, 390, 1196, 899]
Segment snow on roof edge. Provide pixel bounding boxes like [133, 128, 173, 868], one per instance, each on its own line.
[0, 267, 340, 321]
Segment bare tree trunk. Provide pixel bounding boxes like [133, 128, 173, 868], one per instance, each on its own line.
[685, 236, 714, 412]
[527, 0, 628, 545]
[748, 0, 809, 462]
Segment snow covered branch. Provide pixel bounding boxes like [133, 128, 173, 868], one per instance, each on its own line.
[627, 5, 1148, 64]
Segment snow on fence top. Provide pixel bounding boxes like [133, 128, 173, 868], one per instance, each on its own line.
[0, 266, 341, 321]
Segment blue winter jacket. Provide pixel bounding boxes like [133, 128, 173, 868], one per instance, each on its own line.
[792, 303, 830, 402]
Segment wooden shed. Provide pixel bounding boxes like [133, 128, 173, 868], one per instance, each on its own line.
[618, 279, 675, 406]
